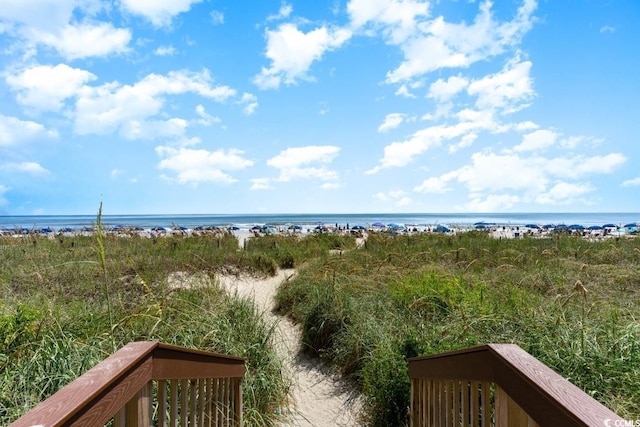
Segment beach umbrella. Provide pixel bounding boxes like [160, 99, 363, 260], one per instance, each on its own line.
[351, 225, 366, 230]
[542, 224, 554, 229]
[371, 221, 385, 227]
[525, 224, 540, 229]
[41, 227, 54, 233]
[624, 223, 638, 228]
[568, 224, 585, 230]
[602, 223, 617, 228]
[152, 226, 166, 231]
[588, 225, 603, 230]
[228, 225, 240, 230]
[434, 225, 450, 233]
[475, 224, 486, 229]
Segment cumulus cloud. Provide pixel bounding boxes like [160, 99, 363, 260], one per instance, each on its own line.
[378, 113, 406, 132]
[367, 108, 500, 173]
[155, 45, 176, 56]
[534, 182, 595, 205]
[0, 1, 131, 59]
[413, 148, 627, 210]
[156, 146, 253, 185]
[265, 145, 340, 185]
[210, 10, 224, 26]
[428, 75, 469, 102]
[465, 194, 521, 212]
[268, 3, 293, 21]
[512, 129, 559, 152]
[382, 0, 537, 83]
[374, 190, 412, 206]
[348, 0, 430, 44]
[6, 63, 97, 111]
[622, 177, 640, 187]
[74, 69, 236, 138]
[0, 114, 58, 146]
[467, 58, 534, 113]
[253, 23, 351, 89]
[3, 162, 50, 175]
[33, 23, 131, 60]
[239, 93, 259, 115]
[118, 0, 203, 27]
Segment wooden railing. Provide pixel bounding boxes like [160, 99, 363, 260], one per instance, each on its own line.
[408, 344, 625, 427]
[10, 341, 245, 427]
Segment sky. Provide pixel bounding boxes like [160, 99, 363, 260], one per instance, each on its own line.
[0, 0, 639, 215]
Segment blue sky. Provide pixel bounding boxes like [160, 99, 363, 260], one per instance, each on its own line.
[0, 0, 638, 215]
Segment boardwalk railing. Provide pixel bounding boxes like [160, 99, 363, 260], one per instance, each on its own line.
[10, 341, 245, 427]
[408, 344, 624, 427]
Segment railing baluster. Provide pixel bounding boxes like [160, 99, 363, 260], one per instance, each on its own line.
[157, 379, 167, 427]
[170, 379, 179, 427]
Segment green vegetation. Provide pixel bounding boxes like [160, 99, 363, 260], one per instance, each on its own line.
[2, 223, 639, 426]
[275, 232, 640, 426]
[0, 226, 292, 425]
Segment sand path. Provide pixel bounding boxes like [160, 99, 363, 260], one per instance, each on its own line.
[217, 269, 362, 426]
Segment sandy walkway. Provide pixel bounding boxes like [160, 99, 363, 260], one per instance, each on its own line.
[217, 269, 363, 426]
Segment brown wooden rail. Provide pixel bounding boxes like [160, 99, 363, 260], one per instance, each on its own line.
[10, 341, 245, 427]
[408, 344, 625, 427]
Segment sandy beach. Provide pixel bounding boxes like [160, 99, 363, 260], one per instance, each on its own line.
[216, 269, 363, 426]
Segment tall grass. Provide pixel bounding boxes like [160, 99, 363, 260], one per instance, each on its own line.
[0, 227, 290, 425]
[275, 232, 640, 425]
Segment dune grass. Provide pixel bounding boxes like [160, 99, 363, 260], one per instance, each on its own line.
[275, 231, 640, 425]
[2, 226, 639, 426]
[0, 228, 290, 426]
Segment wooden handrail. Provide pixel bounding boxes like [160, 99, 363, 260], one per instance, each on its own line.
[10, 341, 246, 427]
[408, 344, 625, 427]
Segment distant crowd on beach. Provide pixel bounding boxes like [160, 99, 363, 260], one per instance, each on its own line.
[1, 221, 637, 242]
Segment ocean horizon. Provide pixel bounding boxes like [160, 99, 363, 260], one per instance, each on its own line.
[1, 212, 638, 232]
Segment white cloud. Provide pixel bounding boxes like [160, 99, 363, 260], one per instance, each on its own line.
[416, 148, 626, 209]
[600, 25, 615, 34]
[6, 63, 97, 111]
[210, 10, 224, 26]
[384, 0, 537, 83]
[74, 69, 236, 138]
[250, 178, 273, 191]
[374, 190, 412, 206]
[0, 1, 130, 59]
[239, 93, 258, 115]
[253, 23, 352, 89]
[34, 23, 131, 60]
[467, 59, 534, 113]
[465, 194, 521, 212]
[512, 129, 558, 152]
[156, 146, 253, 185]
[428, 75, 469, 102]
[367, 108, 500, 173]
[3, 162, 50, 175]
[155, 45, 176, 56]
[0, 0, 99, 32]
[535, 182, 594, 205]
[266, 145, 340, 184]
[0, 114, 58, 146]
[268, 3, 293, 21]
[378, 113, 406, 132]
[622, 177, 640, 187]
[194, 105, 220, 126]
[348, 0, 430, 44]
[414, 176, 452, 193]
[119, 0, 203, 27]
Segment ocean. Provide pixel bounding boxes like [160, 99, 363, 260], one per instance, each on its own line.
[0, 212, 638, 232]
